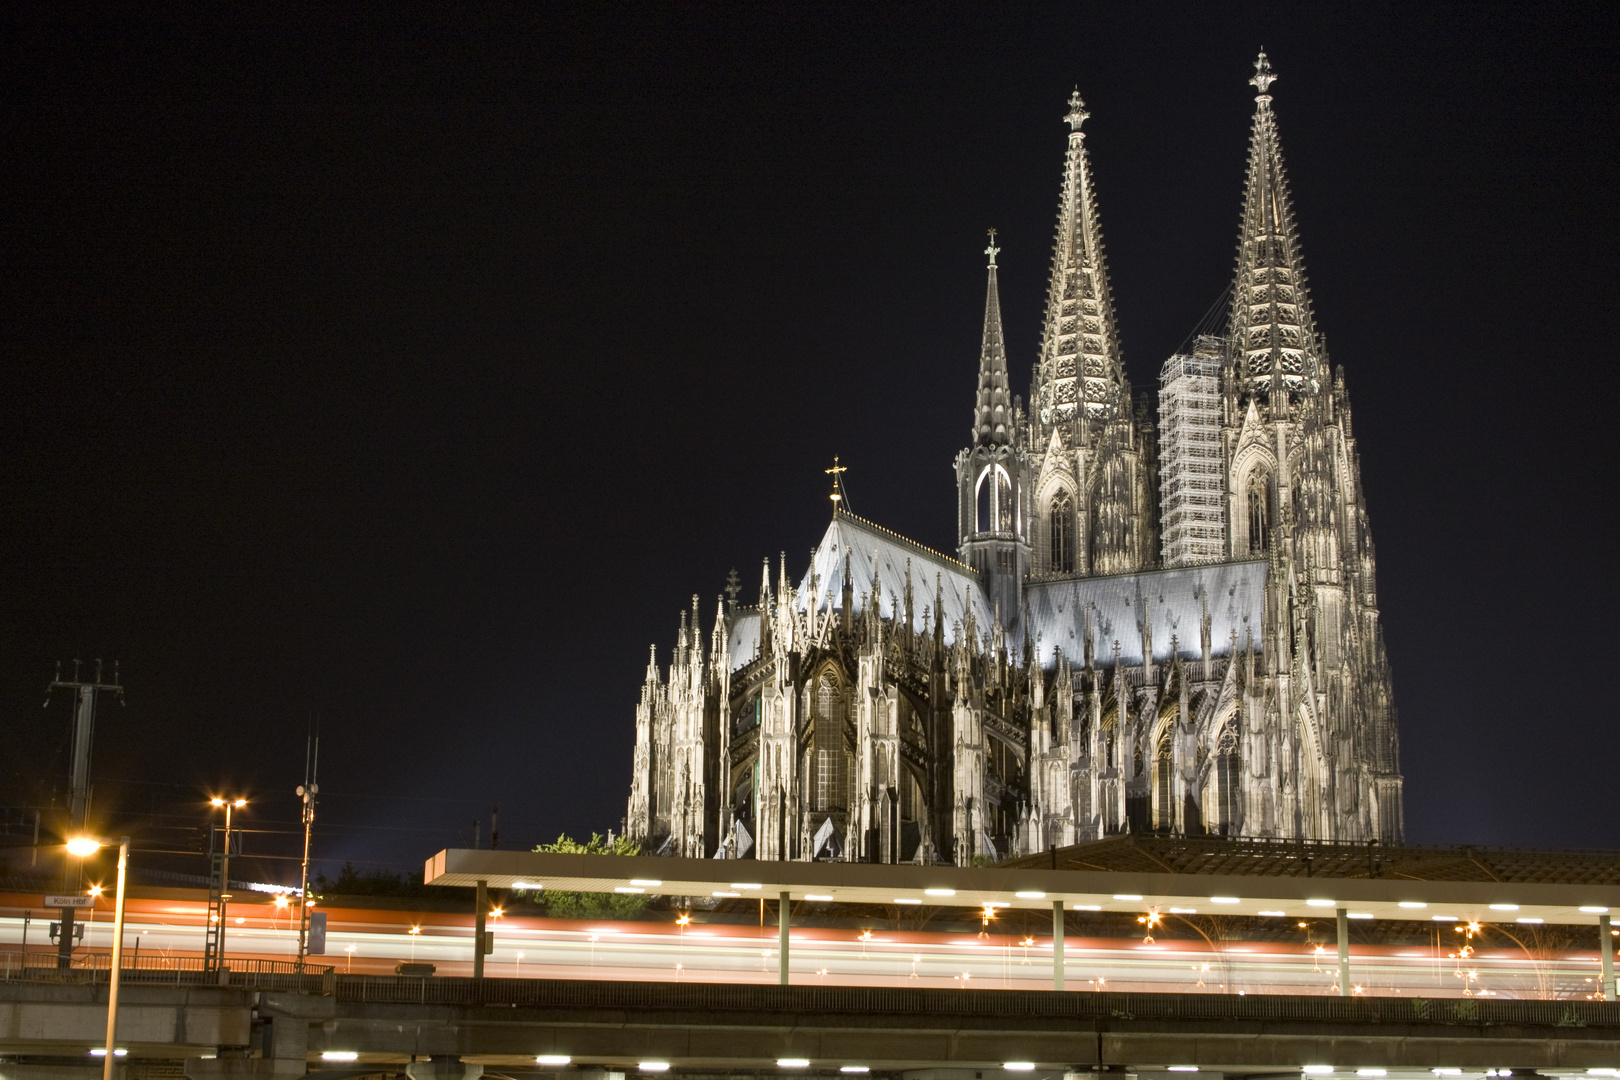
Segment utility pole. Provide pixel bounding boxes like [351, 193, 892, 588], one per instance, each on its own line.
[295, 733, 320, 967]
[44, 661, 124, 968]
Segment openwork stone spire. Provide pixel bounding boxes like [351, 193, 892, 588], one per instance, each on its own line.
[972, 229, 1013, 446]
[1034, 89, 1125, 427]
[1229, 51, 1322, 402]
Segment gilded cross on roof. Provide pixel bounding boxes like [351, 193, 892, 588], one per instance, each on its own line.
[1064, 89, 1089, 131]
[985, 227, 999, 268]
[825, 456, 847, 509]
[1250, 51, 1278, 96]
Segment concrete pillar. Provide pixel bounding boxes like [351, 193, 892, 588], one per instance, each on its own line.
[1336, 907, 1350, 997]
[778, 891, 790, 986]
[1052, 900, 1065, 991]
[1601, 913, 1615, 1001]
[473, 880, 487, 981]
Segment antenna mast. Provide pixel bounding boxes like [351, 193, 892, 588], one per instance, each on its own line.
[294, 730, 319, 965]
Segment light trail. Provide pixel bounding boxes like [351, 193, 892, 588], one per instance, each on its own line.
[0, 896, 1607, 998]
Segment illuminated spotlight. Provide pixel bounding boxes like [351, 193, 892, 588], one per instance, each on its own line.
[1357, 1070, 1387, 1077]
[1015, 891, 1046, 899]
[639, 1064, 670, 1073]
[1398, 901, 1428, 909]
[66, 837, 102, 857]
[1258, 910, 1286, 917]
[1072, 904, 1102, 911]
[321, 1052, 359, 1062]
[1302, 1068, 1334, 1075]
[805, 895, 834, 902]
[630, 879, 662, 887]
[1306, 899, 1337, 908]
[1488, 904, 1519, 911]
[841, 1068, 871, 1074]
[1210, 897, 1240, 905]
[894, 898, 922, 905]
[983, 901, 1009, 909]
[513, 882, 543, 891]
[1113, 894, 1143, 901]
[1004, 1064, 1037, 1072]
[1431, 915, 1459, 922]
[1580, 906, 1611, 914]
[712, 891, 740, 898]
[1170, 907, 1197, 914]
[1169, 1068, 1200, 1073]
[1432, 1070, 1463, 1076]
[925, 888, 956, 897]
[88, 885, 104, 897]
[1348, 913, 1374, 920]
[731, 883, 762, 890]
[777, 1059, 811, 1068]
[615, 887, 646, 894]
[1516, 917, 1545, 924]
[89, 1050, 128, 1058]
[536, 1056, 571, 1066]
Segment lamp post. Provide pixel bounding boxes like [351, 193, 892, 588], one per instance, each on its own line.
[67, 836, 129, 1080]
[208, 797, 247, 975]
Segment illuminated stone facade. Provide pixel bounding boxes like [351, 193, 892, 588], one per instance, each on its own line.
[627, 54, 1402, 864]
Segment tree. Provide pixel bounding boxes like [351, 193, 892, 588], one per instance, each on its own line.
[523, 832, 648, 919]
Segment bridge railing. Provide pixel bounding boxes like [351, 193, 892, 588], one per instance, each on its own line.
[0, 951, 334, 992]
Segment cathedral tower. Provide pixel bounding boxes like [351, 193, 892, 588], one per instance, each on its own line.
[956, 232, 1030, 620]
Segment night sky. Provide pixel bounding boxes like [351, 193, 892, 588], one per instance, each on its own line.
[3, 5, 1617, 877]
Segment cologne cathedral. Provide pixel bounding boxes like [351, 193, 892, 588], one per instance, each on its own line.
[627, 54, 1402, 865]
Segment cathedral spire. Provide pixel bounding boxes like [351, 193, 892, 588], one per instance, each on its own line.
[972, 229, 1013, 446]
[1229, 51, 1323, 405]
[1034, 89, 1125, 427]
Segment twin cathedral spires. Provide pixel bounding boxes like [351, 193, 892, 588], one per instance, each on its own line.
[628, 54, 1401, 863]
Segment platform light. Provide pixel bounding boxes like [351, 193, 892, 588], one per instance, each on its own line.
[536, 1056, 571, 1066]
[1432, 1070, 1462, 1076]
[1072, 903, 1102, 911]
[805, 894, 834, 902]
[1258, 910, 1286, 917]
[66, 836, 102, 857]
[639, 1063, 670, 1072]
[925, 888, 956, 897]
[1431, 915, 1459, 922]
[615, 887, 645, 894]
[731, 883, 762, 890]
[1348, 913, 1374, 920]
[841, 1068, 870, 1074]
[1488, 904, 1518, 911]
[894, 898, 922, 905]
[1170, 907, 1197, 914]
[1580, 906, 1611, 914]
[1302, 1068, 1334, 1075]
[1398, 902, 1428, 909]
[89, 1050, 128, 1058]
[712, 891, 740, 898]
[1015, 891, 1046, 899]
[630, 879, 662, 887]
[983, 901, 1009, 909]
[1169, 1068, 1200, 1073]
[778, 1059, 811, 1068]
[1210, 897, 1240, 904]
[1003, 1064, 1037, 1072]
[513, 882, 543, 891]
[1113, 894, 1142, 901]
[1357, 1070, 1387, 1076]
[321, 1052, 359, 1062]
[1516, 917, 1544, 924]
[1306, 899, 1337, 908]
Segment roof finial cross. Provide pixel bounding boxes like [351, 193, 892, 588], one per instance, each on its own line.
[825, 456, 848, 511]
[1250, 50, 1277, 98]
[1064, 89, 1088, 132]
[984, 227, 999, 268]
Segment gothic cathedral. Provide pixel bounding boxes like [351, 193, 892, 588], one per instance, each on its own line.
[627, 54, 1403, 865]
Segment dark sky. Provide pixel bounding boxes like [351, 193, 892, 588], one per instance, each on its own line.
[3, 4, 1617, 876]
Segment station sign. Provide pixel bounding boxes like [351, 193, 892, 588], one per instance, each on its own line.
[45, 895, 95, 908]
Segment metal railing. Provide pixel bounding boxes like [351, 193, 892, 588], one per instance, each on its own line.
[0, 951, 333, 992]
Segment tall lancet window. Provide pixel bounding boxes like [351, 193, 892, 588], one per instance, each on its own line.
[976, 469, 992, 532]
[811, 673, 849, 813]
[996, 469, 1014, 533]
[1215, 724, 1242, 836]
[1247, 471, 1272, 552]
[1049, 491, 1075, 573]
[1154, 726, 1175, 831]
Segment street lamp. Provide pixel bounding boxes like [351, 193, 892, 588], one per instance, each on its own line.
[208, 797, 247, 974]
[67, 836, 130, 1080]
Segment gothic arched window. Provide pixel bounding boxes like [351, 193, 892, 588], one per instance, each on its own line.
[996, 468, 1014, 533]
[1154, 726, 1175, 831]
[1049, 491, 1075, 573]
[811, 674, 849, 813]
[1247, 471, 1272, 553]
[1215, 724, 1242, 836]
[975, 469, 992, 533]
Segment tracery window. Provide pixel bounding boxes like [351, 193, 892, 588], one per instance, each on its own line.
[976, 470, 993, 533]
[1049, 491, 1075, 573]
[811, 674, 849, 812]
[1154, 727, 1175, 831]
[1247, 471, 1272, 552]
[996, 469, 1014, 533]
[1215, 724, 1242, 836]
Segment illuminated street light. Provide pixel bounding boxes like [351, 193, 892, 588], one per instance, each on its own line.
[206, 795, 248, 976]
[67, 835, 130, 1080]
